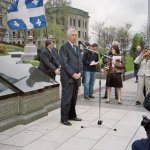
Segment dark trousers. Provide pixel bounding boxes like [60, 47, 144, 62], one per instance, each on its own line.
[134, 68, 139, 81]
[132, 139, 149, 150]
[61, 82, 79, 121]
[103, 87, 118, 98]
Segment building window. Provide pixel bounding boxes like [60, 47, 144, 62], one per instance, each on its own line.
[83, 21, 84, 28]
[78, 31, 81, 38]
[28, 31, 30, 36]
[73, 19, 76, 26]
[78, 19, 81, 27]
[13, 31, 16, 38]
[85, 22, 87, 29]
[0, 17, 2, 27]
[85, 32, 87, 39]
[70, 18, 72, 26]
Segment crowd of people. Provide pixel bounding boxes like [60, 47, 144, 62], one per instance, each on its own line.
[37, 28, 150, 125]
[37, 27, 150, 149]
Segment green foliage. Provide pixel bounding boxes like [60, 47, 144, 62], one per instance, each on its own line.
[0, 44, 23, 52]
[0, 44, 7, 55]
[130, 34, 141, 56]
[23, 59, 39, 67]
[47, 21, 65, 47]
[125, 55, 134, 72]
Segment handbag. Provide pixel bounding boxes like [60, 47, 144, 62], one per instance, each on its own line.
[143, 92, 150, 111]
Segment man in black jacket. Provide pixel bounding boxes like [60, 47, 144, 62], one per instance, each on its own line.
[59, 28, 82, 126]
[82, 43, 99, 99]
[38, 39, 60, 80]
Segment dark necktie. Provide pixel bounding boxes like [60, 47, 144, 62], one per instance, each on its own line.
[73, 44, 77, 54]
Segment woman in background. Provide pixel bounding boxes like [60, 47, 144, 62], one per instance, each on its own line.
[105, 45, 125, 104]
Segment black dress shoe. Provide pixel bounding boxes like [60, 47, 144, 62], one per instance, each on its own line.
[115, 96, 118, 100]
[102, 96, 107, 99]
[61, 120, 72, 126]
[84, 96, 90, 100]
[136, 101, 141, 105]
[89, 95, 95, 98]
[72, 117, 82, 121]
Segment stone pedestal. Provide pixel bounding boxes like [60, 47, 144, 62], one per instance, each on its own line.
[21, 36, 37, 61]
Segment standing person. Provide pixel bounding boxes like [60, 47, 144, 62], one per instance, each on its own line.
[38, 39, 60, 80]
[105, 45, 124, 104]
[82, 43, 99, 99]
[81, 42, 91, 85]
[134, 48, 150, 105]
[102, 41, 121, 99]
[51, 41, 60, 64]
[133, 46, 142, 83]
[59, 28, 82, 126]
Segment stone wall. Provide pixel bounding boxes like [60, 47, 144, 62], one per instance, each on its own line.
[0, 85, 60, 131]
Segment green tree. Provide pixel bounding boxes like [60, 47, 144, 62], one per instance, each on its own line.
[45, 0, 70, 25]
[130, 34, 141, 56]
[47, 21, 65, 47]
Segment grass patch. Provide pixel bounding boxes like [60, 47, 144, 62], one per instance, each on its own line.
[0, 44, 23, 52]
[125, 55, 134, 72]
[23, 59, 39, 67]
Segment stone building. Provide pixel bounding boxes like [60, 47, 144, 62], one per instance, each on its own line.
[0, 1, 9, 42]
[65, 6, 89, 45]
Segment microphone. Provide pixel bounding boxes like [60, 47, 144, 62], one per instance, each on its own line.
[79, 41, 86, 48]
[79, 41, 98, 54]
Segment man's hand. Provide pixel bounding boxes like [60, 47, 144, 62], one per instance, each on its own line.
[90, 61, 99, 66]
[72, 73, 81, 79]
[55, 68, 60, 75]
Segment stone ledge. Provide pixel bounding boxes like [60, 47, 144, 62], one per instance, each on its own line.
[0, 86, 60, 131]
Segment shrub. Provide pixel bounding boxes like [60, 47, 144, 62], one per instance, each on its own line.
[0, 45, 7, 55]
[23, 59, 39, 67]
[0, 43, 23, 52]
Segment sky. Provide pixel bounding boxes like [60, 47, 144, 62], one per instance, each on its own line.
[70, 0, 148, 36]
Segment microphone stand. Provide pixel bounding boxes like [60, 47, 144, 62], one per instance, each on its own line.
[80, 41, 117, 131]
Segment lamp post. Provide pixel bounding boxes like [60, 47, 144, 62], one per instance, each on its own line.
[120, 36, 124, 53]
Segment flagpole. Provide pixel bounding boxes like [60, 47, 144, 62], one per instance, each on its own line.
[45, 27, 48, 39]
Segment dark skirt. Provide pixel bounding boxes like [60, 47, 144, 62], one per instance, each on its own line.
[106, 73, 123, 88]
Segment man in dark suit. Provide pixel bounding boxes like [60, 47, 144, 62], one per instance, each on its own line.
[51, 43, 60, 64]
[38, 39, 60, 80]
[59, 28, 82, 126]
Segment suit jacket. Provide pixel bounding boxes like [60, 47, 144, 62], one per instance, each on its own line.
[38, 48, 60, 78]
[59, 42, 82, 85]
[134, 53, 150, 76]
[51, 48, 60, 64]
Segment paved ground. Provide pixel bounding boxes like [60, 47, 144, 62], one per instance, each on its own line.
[0, 77, 149, 150]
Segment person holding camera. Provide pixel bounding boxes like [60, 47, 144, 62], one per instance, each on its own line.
[132, 116, 150, 150]
[134, 48, 150, 105]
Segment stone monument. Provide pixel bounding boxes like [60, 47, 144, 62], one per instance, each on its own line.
[21, 35, 37, 61]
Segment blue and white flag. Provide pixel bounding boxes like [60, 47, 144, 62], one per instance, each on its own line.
[7, 0, 47, 30]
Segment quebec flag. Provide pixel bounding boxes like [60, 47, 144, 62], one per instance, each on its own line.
[7, 0, 47, 30]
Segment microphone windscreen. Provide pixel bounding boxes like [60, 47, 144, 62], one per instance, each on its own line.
[79, 41, 82, 44]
